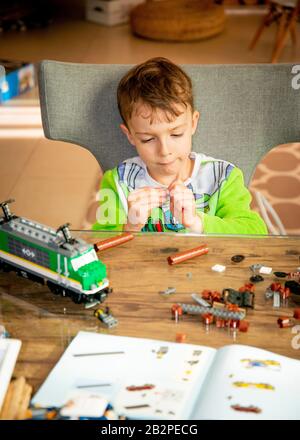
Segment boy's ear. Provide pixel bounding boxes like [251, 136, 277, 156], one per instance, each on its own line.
[120, 123, 136, 147]
[191, 111, 200, 135]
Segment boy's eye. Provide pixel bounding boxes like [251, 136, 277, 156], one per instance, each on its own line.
[171, 133, 183, 137]
[141, 138, 154, 143]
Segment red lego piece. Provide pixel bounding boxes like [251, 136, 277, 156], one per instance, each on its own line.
[238, 320, 249, 332]
[171, 304, 183, 322]
[201, 290, 222, 303]
[216, 318, 226, 328]
[239, 283, 255, 293]
[277, 317, 293, 328]
[229, 319, 240, 329]
[202, 313, 214, 325]
[201, 290, 212, 300]
[293, 308, 300, 319]
[175, 333, 186, 343]
[271, 282, 282, 292]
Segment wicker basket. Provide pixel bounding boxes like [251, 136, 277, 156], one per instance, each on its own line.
[130, 0, 226, 42]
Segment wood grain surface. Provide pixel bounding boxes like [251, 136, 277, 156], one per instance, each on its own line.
[1, 232, 300, 395]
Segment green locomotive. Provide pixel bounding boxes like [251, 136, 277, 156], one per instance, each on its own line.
[0, 200, 110, 304]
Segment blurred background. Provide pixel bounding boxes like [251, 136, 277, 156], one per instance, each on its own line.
[0, 0, 299, 234]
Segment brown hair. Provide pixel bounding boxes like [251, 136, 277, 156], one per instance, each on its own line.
[117, 57, 194, 127]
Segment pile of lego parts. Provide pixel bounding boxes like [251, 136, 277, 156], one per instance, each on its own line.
[171, 285, 255, 334]
[130, 0, 226, 42]
[0, 376, 32, 420]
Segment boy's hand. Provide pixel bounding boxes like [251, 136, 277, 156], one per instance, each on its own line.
[169, 178, 203, 233]
[125, 187, 168, 231]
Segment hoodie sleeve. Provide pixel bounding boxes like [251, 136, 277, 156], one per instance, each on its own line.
[200, 167, 268, 235]
[92, 169, 127, 232]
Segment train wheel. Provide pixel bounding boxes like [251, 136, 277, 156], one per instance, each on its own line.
[72, 294, 83, 304]
[47, 281, 61, 295]
[0, 261, 11, 273]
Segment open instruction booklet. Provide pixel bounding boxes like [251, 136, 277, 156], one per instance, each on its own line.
[32, 331, 300, 420]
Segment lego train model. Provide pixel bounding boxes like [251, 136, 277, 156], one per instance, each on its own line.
[0, 200, 110, 304]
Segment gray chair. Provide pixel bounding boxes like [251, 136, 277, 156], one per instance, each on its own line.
[38, 60, 300, 186]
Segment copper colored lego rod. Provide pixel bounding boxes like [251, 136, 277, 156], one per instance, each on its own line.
[94, 233, 134, 252]
[167, 244, 209, 265]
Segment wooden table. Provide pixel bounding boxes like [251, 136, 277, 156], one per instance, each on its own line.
[1, 232, 300, 395]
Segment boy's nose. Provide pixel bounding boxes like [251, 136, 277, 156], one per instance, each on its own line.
[158, 139, 171, 157]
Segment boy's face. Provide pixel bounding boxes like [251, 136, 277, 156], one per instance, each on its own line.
[120, 103, 200, 185]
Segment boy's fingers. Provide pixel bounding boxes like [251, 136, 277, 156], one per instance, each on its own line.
[129, 196, 168, 211]
[168, 180, 186, 192]
[130, 187, 168, 195]
[168, 170, 184, 191]
[132, 197, 168, 209]
[128, 187, 168, 201]
[129, 193, 168, 204]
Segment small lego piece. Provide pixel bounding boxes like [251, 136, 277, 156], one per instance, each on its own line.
[250, 264, 262, 273]
[191, 293, 211, 308]
[238, 320, 249, 332]
[167, 244, 209, 265]
[274, 271, 288, 278]
[94, 307, 118, 328]
[265, 287, 274, 300]
[259, 266, 272, 275]
[229, 319, 239, 330]
[175, 333, 186, 343]
[213, 301, 246, 315]
[178, 302, 246, 321]
[222, 288, 255, 308]
[270, 282, 281, 291]
[231, 254, 245, 263]
[288, 271, 300, 281]
[293, 308, 300, 319]
[239, 283, 255, 293]
[268, 282, 290, 306]
[201, 290, 222, 304]
[159, 287, 176, 296]
[171, 304, 183, 323]
[250, 275, 264, 283]
[273, 291, 281, 308]
[94, 232, 134, 252]
[277, 317, 294, 328]
[211, 264, 226, 273]
[285, 280, 300, 296]
[216, 318, 226, 328]
[202, 313, 214, 325]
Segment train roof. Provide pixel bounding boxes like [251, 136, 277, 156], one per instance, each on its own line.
[0, 216, 91, 257]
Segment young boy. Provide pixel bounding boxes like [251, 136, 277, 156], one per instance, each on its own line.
[93, 57, 267, 234]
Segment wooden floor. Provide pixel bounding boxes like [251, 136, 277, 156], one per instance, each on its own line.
[1, 11, 300, 64]
[0, 10, 299, 229]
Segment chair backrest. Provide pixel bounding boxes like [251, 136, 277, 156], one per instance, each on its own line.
[38, 61, 300, 185]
